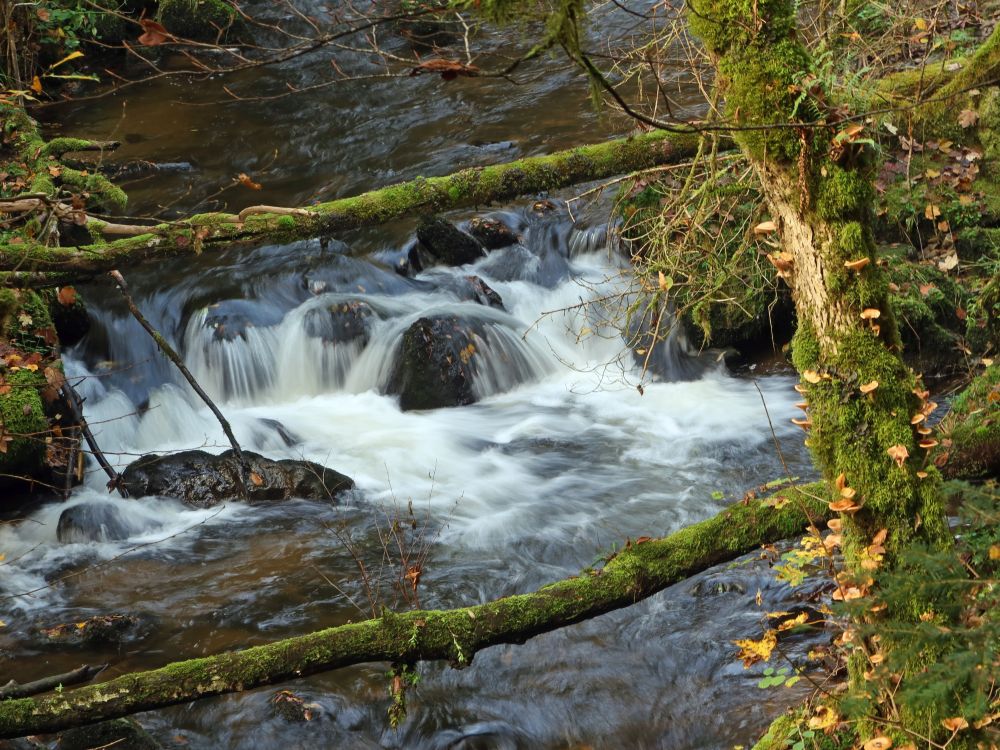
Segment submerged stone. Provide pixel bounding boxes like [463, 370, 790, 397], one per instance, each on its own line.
[121, 449, 354, 507]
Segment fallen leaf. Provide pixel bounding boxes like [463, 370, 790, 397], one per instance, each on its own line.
[138, 19, 171, 46]
[249, 472, 263, 486]
[957, 109, 979, 128]
[409, 57, 480, 80]
[30, 76, 43, 95]
[237, 173, 262, 191]
[937, 252, 959, 272]
[57, 286, 77, 306]
[924, 203, 941, 220]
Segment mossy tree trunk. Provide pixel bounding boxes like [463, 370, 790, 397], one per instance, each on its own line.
[686, 0, 951, 740]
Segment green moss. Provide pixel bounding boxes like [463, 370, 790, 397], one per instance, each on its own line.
[717, 39, 810, 162]
[939, 364, 1000, 479]
[687, 0, 795, 54]
[0, 368, 49, 479]
[157, 0, 242, 39]
[59, 168, 127, 212]
[817, 166, 871, 221]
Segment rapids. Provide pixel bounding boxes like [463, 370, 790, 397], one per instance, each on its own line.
[1, 3, 825, 747]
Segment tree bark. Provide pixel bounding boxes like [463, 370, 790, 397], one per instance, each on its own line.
[0, 484, 828, 739]
[686, 0, 953, 744]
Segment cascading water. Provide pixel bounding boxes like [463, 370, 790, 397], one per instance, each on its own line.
[0, 201, 822, 749]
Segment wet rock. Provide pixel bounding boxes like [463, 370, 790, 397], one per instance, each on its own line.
[202, 299, 284, 342]
[57, 501, 153, 543]
[303, 299, 376, 346]
[465, 276, 504, 309]
[467, 217, 519, 250]
[58, 718, 161, 750]
[386, 315, 488, 410]
[271, 689, 321, 722]
[40, 613, 148, 648]
[49, 289, 90, 347]
[121, 449, 354, 507]
[417, 217, 485, 267]
[422, 274, 505, 309]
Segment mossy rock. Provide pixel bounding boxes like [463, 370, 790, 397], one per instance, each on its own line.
[156, 0, 242, 40]
[0, 367, 50, 485]
[939, 363, 1000, 480]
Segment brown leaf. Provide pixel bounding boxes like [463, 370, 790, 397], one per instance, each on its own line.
[249, 471, 264, 486]
[957, 109, 979, 128]
[30, 76, 43, 95]
[138, 19, 171, 46]
[237, 173, 262, 191]
[57, 286, 77, 306]
[409, 58, 480, 80]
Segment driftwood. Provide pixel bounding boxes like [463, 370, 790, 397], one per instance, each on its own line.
[0, 484, 829, 738]
[0, 128, 703, 276]
[0, 664, 107, 700]
[109, 270, 248, 484]
[61, 380, 128, 498]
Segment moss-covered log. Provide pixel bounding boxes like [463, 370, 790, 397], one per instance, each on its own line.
[0, 128, 701, 276]
[0, 484, 828, 738]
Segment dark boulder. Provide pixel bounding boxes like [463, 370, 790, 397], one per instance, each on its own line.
[467, 216, 519, 249]
[386, 315, 488, 410]
[417, 217, 485, 266]
[121, 449, 354, 507]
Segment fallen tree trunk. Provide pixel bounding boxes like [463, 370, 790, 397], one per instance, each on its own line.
[0, 128, 702, 277]
[0, 483, 828, 738]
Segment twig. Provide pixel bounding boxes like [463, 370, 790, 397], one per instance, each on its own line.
[0, 663, 107, 699]
[61, 379, 128, 498]
[108, 270, 248, 492]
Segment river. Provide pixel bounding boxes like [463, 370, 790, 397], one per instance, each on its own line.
[1, 3, 823, 748]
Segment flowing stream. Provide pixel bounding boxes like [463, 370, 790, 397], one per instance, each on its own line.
[2, 4, 826, 748]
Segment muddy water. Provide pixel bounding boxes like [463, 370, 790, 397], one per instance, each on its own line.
[2, 4, 823, 748]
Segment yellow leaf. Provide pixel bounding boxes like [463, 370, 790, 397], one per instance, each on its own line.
[0, 620, 6, 628]
[734, 629, 777, 667]
[924, 204, 941, 220]
[47, 50, 85, 70]
[30, 75, 43, 94]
